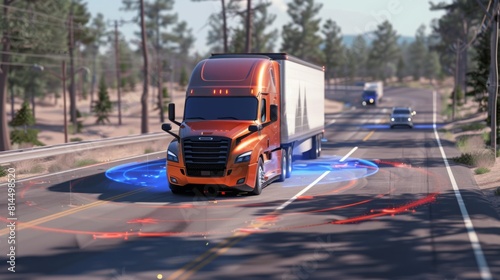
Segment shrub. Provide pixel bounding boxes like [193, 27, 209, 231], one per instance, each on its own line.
[29, 164, 45, 174]
[144, 148, 154, 154]
[74, 159, 98, 168]
[459, 122, 487, 132]
[70, 137, 83, 142]
[48, 164, 63, 173]
[0, 166, 7, 177]
[452, 153, 475, 166]
[452, 149, 496, 168]
[474, 167, 490, 175]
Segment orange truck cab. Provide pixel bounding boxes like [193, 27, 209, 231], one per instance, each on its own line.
[162, 53, 325, 195]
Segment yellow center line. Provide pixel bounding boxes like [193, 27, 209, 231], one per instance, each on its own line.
[0, 187, 151, 236]
[167, 233, 245, 280]
[363, 130, 375, 141]
[168, 220, 268, 280]
[178, 234, 249, 280]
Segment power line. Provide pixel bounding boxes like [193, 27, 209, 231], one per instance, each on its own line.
[0, 3, 89, 23]
[464, 0, 493, 49]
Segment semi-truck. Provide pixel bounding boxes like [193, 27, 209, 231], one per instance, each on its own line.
[361, 81, 383, 106]
[161, 53, 325, 195]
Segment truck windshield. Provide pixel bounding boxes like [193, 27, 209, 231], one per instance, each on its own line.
[362, 91, 376, 97]
[184, 97, 258, 120]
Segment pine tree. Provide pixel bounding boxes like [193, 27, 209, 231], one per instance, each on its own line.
[10, 102, 35, 130]
[467, 30, 489, 112]
[162, 88, 170, 111]
[179, 67, 189, 89]
[396, 56, 405, 83]
[408, 25, 428, 81]
[94, 76, 112, 124]
[350, 35, 368, 79]
[322, 19, 344, 83]
[424, 51, 442, 85]
[368, 21, 400, 81]
[10, 102, 43, 146]
[229, 0, 278, 53]
[281, 0, 323, 64]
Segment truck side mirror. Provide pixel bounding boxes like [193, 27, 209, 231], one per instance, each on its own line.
[168, 103, 181, 126]
[162, 123, 172, 132]
[270, 104, 278, 122]
[161, 123, 180, 141]
[248, 124, 262, 132]
[168, 103, 176, 122]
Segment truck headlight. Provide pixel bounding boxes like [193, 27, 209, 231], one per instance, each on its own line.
[391, 118, 395, 121]
[235, 151, 252, 163]
[408, 117, 412, 121]
[369, 98, 374, 103]
[167, 150, 179, 162]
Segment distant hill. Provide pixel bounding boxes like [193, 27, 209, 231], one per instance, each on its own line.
[342, 34, 415, 47]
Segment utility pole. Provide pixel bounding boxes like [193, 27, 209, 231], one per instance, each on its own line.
[156, 13, 164, 123]
[245, 0, 252, 52]
[68, 1, 77, 130]
[62, 61, 68, 143]
[490, 1, 499, 153]
[453, 38, 460, 121]
[114, 20, 122, 125]
[140, 0, 149, 133]
[222, 0, 227, 53]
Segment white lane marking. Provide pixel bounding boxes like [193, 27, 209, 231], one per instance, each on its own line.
[275, 147, 359, 211]
[327, 119, 337, 126]
[340, 146, 358, 162]
[132, 202, 170, 205]
[275, 171, 330, 211]
[432, 90, 492, 280]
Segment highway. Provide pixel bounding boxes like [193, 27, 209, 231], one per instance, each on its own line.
[1, 87, 499, 280]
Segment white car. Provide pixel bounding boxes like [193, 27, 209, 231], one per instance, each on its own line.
[390, 107, 416, 129]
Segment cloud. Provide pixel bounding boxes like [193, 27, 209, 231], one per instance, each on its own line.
[270, 0, 288, 12]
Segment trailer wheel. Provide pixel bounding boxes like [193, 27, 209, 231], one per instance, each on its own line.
[251, 158, 264, 195]
[278, 149, 287, 182]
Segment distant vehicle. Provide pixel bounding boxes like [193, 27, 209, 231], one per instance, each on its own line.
[390, 107, 416, 129]
[161, 53, 325, 195]
[362, 81, 383, 106]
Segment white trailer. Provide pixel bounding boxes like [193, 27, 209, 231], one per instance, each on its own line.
[278, 55, 325, 157]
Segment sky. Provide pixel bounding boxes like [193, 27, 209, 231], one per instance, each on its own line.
[85, 0, 451, 54]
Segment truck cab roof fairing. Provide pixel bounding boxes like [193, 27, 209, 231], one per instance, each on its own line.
[187, 57, 274, 96]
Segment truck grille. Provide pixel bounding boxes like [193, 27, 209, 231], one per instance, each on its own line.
[182, 137, 231, 177]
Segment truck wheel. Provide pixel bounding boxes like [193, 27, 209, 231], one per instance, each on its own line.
[317, 135, 322, 157]
[286, 146, 292, 178]
[278, 149, 287, 182]
[251, 158, 264, 195]
[169, 184, 184, 195]
[309, 135, 321, 159]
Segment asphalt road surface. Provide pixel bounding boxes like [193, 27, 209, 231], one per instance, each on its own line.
[0, 87, 499, 280]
